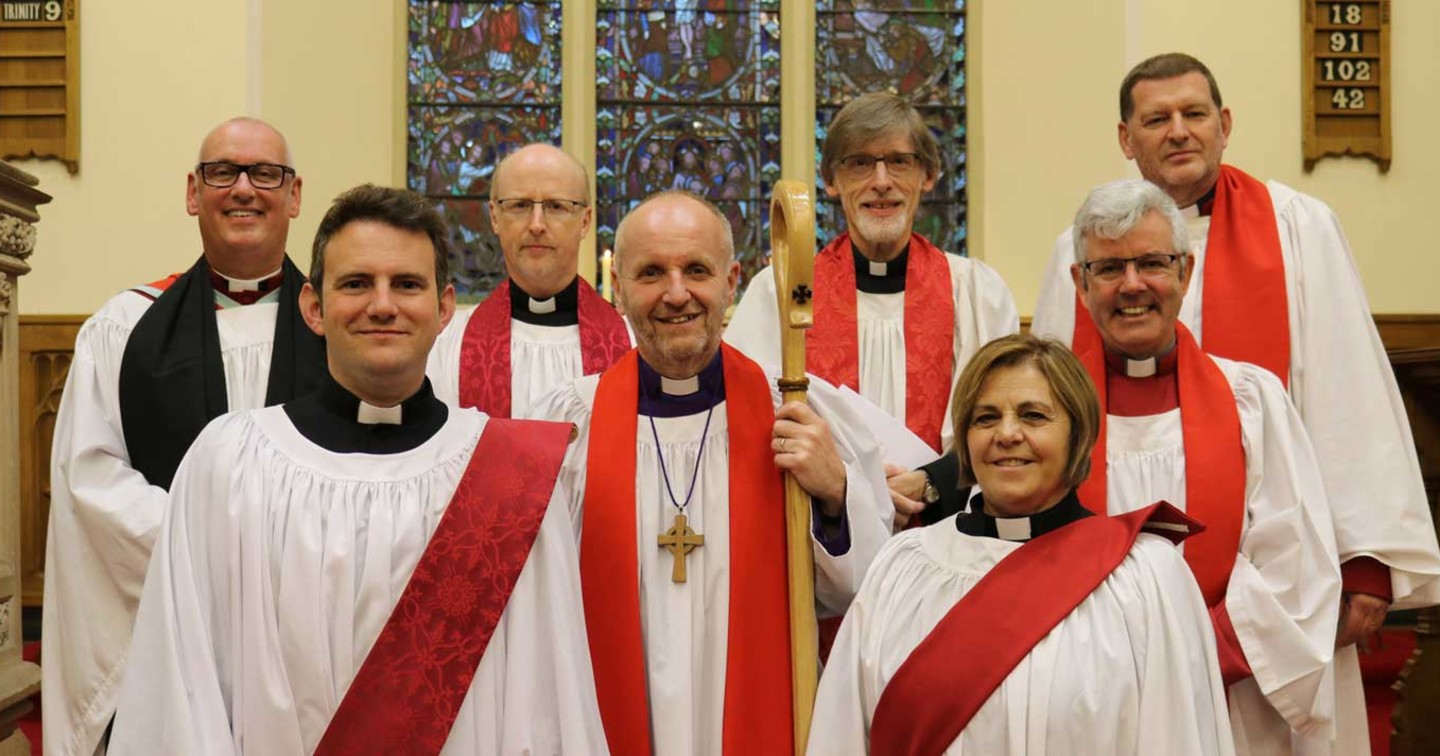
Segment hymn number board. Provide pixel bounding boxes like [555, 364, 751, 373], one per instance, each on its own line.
[0, 0, 78, 173]
[1302, 0, 1390, 172]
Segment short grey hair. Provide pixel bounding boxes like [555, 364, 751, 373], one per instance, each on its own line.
[1071, 178, 1189, 264]
[613, 189, 734, 272]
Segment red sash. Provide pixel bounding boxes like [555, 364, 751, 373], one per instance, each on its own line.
[809, 232, 955, 452]
[580, 345, 793, 755]
[314, 418, 573, 756]
[870, 502, 1202, 756]
[1076, 324, 1245, 606]
[1070, 164, 1289, 387]
[458, 278, 631, 417]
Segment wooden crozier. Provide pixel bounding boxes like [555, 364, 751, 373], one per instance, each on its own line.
[770, 180, 817, 754]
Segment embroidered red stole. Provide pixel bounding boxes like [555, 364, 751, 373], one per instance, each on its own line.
[1076, 324, 1245, 606]
[869, 502, 1202, 756]
[580, 345, 793, 755]
[1070, 164, 1290, 387]
[458, 278, 631, 417]
[313, 418, 573, 756]
[809, 232, 955, 452]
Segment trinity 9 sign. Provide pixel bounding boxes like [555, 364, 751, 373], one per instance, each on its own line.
[1302, 0, 1391, 171]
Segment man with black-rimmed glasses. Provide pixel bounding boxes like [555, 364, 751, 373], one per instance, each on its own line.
[727, 92, 1019, 531]
[43, 117, 326, 754]
[428, 142, 631, 420]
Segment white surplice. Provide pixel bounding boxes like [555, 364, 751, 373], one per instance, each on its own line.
[1100, 357, 1340, 755]
[428, 305, 634, 416]
[1032, 182, 1440, 755]
[43, 290, 279, 756]
[808, 519, 1236, 755]
[525, 369, 915, 755]
[725, 254, 1019, 452]
[107, 406, 606, 755]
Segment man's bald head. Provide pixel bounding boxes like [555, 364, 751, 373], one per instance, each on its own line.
[187, 117, 302, 279]
[197, 117, 295, 167]
[486, 143, 593, 298]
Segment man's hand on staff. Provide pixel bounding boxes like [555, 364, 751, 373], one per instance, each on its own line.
[772, 401, 847, 516]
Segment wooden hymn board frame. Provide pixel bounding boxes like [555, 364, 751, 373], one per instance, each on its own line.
[1302, 0, 1390, 172]
[0, 0, 79, 173]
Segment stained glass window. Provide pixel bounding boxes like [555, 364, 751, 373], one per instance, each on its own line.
[407, 2, 564, 302]
[595, 1, 782, 292]
[816, 1, 968, 255]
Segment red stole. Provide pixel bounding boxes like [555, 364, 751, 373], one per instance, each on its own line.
[1076, 324, 1245, 606]
[314, 417, 574, 756]
[869, 502, 1202, 756]
[1071, 164, 1290, 387]
[458, 278, 631, 417]
[580, 345, 793, 755]
[809, 232, 955, 452]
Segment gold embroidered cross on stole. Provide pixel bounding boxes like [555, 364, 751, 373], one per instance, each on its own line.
[658, 512, 704, 583]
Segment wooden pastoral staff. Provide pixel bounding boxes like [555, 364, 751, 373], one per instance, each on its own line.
[769, 179, 818, 754]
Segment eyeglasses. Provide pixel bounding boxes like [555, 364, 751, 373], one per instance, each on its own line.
[1080, 253, 1184, 283]
[492, 197, 588, 221]
[195, 162, 295, 190]
[835, 152, 924, 179]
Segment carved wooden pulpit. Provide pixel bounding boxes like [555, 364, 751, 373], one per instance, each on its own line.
[0, 161, 48, 754]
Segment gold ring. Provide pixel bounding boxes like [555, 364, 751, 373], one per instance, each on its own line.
[780, 438, 787, 452]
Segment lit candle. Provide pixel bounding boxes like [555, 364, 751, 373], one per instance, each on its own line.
[601, 248, 614, 304]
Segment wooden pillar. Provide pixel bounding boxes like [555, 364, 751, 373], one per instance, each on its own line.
[0, 162, 49, 755]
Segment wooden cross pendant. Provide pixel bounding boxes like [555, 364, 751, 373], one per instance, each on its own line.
[657, 512, 704, 583]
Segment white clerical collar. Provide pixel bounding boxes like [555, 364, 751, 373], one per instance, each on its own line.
[994, 516, 1033, 542]
[527, 296, 557, 315]
[660, 375, 701, 396]
[867, 260, 888, 277]
[217, 268, 281, 293]
[356, 401, 403, 425]
[1124, 356, 1157, 378]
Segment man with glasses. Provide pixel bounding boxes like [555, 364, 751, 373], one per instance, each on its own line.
[429, 142, 630, 418]
[1032, 53, 1440, 755]
[1070, 178, 1340, 756]
[728, 91, 1018, 527]
[43, 117, 326, 754]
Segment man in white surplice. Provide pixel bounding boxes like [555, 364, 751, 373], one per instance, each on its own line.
[1030, 54, 1440, 755]
[725, 93, 1018, 524]
[43, 118, 327, 756]
[1063, 179, 1340, 755]
[527, 190, 927, 754]
[428, 143, 632, 417]
[108, 185, 605, 754]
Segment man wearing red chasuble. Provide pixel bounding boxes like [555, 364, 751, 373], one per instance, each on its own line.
[1032, 53, 1440, 756]
[726, 92, 1019, 526]
[429, 143, 631, 419]
[109, 186, 606, 755]
[528, 191, 924, 755]
[1063, 179, 1341, 755]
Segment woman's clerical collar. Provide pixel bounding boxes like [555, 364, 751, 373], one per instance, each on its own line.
[283, 373, 448, 453]
[510, 277, 580, 326]
[955, 489, 1092, 542]
[637, 351, 726, 417]
[853, 243, 908, 294]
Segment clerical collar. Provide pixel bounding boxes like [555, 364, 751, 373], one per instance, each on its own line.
[853, 243, 908, 294]
[637, 351, 726, 418]
[283, 373, 448, 454]
[1181, 184, 1218, 219]
[510, 278, 580, 326]
[1103, 345, 1180, 416]
[210, 267, 284, 306]
[954, 489, 1091, 542]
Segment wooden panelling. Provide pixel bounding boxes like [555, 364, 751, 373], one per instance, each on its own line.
[17, 314, 77, 607]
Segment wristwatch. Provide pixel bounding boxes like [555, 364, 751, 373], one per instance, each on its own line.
[921, 471, 940, 505]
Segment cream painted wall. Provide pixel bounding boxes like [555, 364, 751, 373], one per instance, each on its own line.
[15, 1, 1438, 316]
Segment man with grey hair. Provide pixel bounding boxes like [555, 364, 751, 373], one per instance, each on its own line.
[1070, 178, 1342, 755]
[1033, 53, 1440, 756]
[727, 92, 1018, 526]
[527, 190, 926, 753]
[43, 116, 326, 754]
[428, 142, 630, 418]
